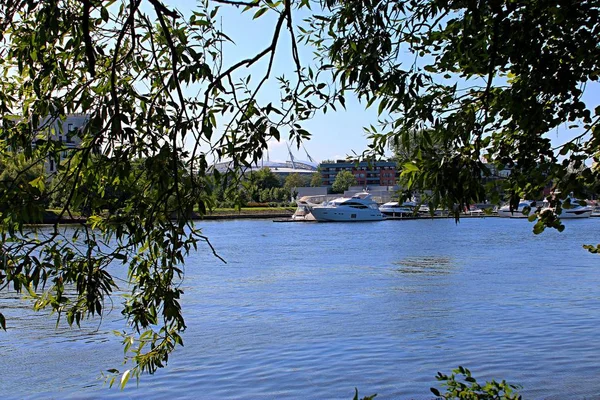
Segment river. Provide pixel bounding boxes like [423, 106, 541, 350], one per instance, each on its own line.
[1, 217, 599, 399]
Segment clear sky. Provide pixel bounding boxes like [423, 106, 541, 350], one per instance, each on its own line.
[167, 1, 599, 164]
[163, 1, 391, 163]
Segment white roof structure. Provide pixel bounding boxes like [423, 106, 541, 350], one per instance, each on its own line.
[213, 159, 317, 176]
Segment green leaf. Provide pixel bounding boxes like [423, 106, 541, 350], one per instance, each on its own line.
[120, 369, 131, 389]
[377, 98, 388, 116]
[401, 162, 419, 173]
[100, 7, 109, 23]
[28, 176, 45, 191]
[269, 126, 280, 141]
[253, 7, 268, 19]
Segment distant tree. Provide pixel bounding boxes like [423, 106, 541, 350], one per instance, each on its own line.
[331, 170, 357, 193]
[284, 173, 304, 198]
[309, 172, 321, 187]
[243, 180, 260, 203]
[250, 168, 281, 190]
[274, 187, 288, 202]
[258, 188, 271, 203]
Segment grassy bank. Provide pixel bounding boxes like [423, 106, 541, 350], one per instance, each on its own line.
[35, 207, 296, 224]
[203, 207, 296, 219]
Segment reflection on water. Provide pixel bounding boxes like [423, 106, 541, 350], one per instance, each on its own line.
[1, 218, 600, 399]
[393, 256, 454, 275]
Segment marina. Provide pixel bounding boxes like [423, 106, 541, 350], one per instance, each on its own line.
[287, 191, 600, 223]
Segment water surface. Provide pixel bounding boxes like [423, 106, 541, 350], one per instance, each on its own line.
[1, 218, 599, 399]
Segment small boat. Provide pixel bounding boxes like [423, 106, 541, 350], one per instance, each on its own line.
[497, 200, 536, 218]
[310, 192, 385, 222]
[542, 197, 593, 219]
[292, 196, 316, 221]
[379, 201, 418, 217]
[464, 205, 485, 216]
[379, 199, 432, 217]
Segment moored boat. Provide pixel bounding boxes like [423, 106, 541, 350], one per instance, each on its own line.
[497, 200, 537, 218]
[310, 192, 385, 222]
[541, 197, 593, 219]
[379, 201, 418, 217]
[292, 196, 317, 221]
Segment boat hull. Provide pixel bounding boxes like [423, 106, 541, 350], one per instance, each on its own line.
[556, 208, 593, 219]
[380, 208, 415, 218]
[497, 201, 536, 218]
[497, 210, 531, 218]
[310, 207, 385, 222]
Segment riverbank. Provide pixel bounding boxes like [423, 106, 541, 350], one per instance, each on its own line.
[36, 208, 599, 224]
[38, 208, 296, 224]
[201, 208, 295, 220]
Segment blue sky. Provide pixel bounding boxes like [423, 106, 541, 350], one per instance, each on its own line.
[165, 1, 389, 163]
[168, 1, 599, 164]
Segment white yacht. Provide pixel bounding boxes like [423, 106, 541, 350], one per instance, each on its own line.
[542, 198, 593, 219]
[497, 200, 537, 218]
[310, 192, 385, 222]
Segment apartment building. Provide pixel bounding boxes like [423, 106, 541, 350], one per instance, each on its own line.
[319, 160, 398, 187]
[42, 114, 87, 173]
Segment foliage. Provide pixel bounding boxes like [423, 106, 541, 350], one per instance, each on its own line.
[284, 172, 305, 198]
[431, 366, 521, 400]
[352, 388, 377, 400]
[304, 0, 600, 242]
[250, 168, 282, 191]
[2, 0, 599, 392]
[242, 168, 286, 203]
[284, 172, 304, 189]
[0, 0, 331, 386]
[0, 152, 45, 185]
[310, 171, 323, 187]
[331, 170, 357, 193]
[583, 244, 600, 253]
[259, 187, 288, 203]
[0, 152, 47, 216]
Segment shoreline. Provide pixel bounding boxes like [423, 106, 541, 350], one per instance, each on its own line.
[35, 209, 296, 225]
[30, 209, 600, 225]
